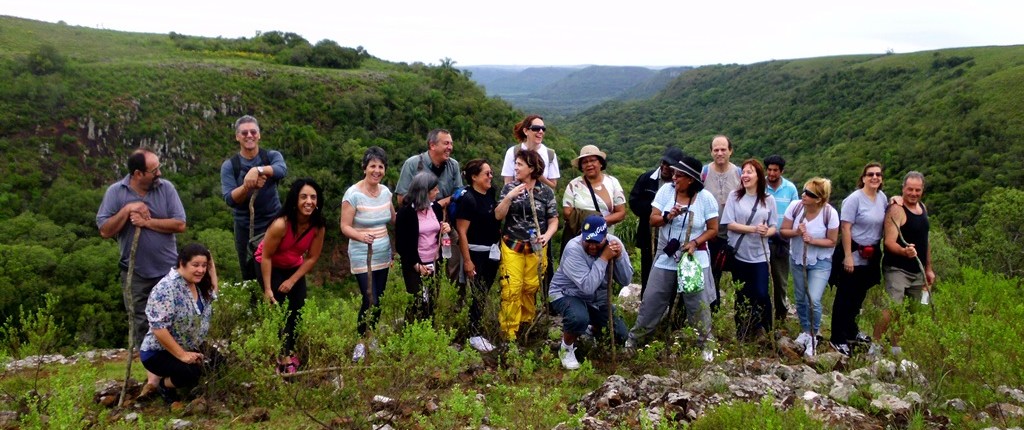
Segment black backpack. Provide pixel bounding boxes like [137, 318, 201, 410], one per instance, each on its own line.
[230, 149, 272, 182]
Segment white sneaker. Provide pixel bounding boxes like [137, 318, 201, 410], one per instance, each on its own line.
[560, 342, 580, 370]
[352, 342, 366, 362]
[702, 348, 715, 362]
[795, 332, 811, 351]
[469, 336, 495, 353]
[624, 337, 637, 349]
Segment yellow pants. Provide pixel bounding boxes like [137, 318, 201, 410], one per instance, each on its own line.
[498, 241, 547, 340]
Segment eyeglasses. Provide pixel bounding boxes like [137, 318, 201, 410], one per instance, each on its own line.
[803, 189, 820, 199]
[864, 172, 883, 178]
[238, 129, 259, 136]
[528, 125, 546, 132]
[145, 165, 161, 175]
[672, 170, 688, 178]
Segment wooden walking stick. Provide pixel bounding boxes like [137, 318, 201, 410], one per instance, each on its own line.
[118, 226, 142, 407]
[606, 254, 616, 365]
[800, 216, 814, 357]
[759, 230, 781, 359]
[248, 193, 257, 241]
[890, 217, 936, 319]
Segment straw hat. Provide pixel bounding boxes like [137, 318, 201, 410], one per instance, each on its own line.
[572, 144, 608, 170]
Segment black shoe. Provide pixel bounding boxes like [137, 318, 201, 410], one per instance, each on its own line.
[849, 332, 872, 345]
[156, 377, 179, 404]
[830, 341, 851, 357]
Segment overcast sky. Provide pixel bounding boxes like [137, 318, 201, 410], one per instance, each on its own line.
[6, 1, 1022, 67]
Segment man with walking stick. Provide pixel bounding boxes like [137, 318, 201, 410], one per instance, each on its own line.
[548, 215, 632, 370]
[97, 149, 187, 398]
[221, 115, 287, 280]
[629, 147, 683, 298]
[871, 171, 934, 356]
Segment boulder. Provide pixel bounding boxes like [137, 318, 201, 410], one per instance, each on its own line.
[985, 402, 1024, 419]
[871, 394, 911, 415]
[829, 382, 858, 403]
[998, 385, 1024, 404]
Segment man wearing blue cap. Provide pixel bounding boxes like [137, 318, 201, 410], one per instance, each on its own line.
[548, 215, 633, 370]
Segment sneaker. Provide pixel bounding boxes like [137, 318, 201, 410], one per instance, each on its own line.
[624, 337, 637, 349]
[794, 332, 811, 350]
[352, 342, 367, 362]
[850, 332, 872, 345]
[802, 334, 817, 358]
[702, 348, 715, 362]
[559, 342, 580, 370]
[469, 336, 495, 353]
[830, 341, 851, 357]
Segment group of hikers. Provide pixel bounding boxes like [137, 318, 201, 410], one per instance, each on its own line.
[96, 114, 934, 402]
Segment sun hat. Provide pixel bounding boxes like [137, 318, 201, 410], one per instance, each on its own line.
[572, 145, 608, 170]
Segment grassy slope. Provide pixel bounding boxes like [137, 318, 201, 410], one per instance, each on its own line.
[563, 46, 1024, 226]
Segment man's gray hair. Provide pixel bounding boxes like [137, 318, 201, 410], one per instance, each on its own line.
[426, 128, 451, 147]
[405, 171, 439, 209]
[234, 115, 259, 133]
[903, 171, 925, 188]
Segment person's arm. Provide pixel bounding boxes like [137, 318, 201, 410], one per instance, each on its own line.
[456, 218, 475, 276]
[208, 255, 219, 295]
[132, 217, 187, 234]
[495, 184, 523, 221]
[340, 201, 373, 244]
[683, 217, 719, 255]
[561, 181, 575, 219]
[539, 176, 558, 189]
[610, 238, 634, 286]
[153, 328, 204, 364]
[605, 204, 626, 225]
[841, 221, 855, 272]
[925, 245, 935, 287]
[98, 201, 150, 239]
[260, 218, 286, 304]
[562, 242, 606, 298]
[278, 227, 326, 294]
[541, 215, 559, 248]
[883, 205, 905, 254]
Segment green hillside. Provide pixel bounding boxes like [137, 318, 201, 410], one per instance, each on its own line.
[563, 48, 1024, 226]
[0, 16, 582, 346]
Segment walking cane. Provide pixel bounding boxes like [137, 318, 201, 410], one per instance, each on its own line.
[890, 217, 936, 319]
[606, 255, 616, 365]
[118, 226, 142, 407]
[365, 242, 374, 331]
[759, 227, 780, 359]
[801, 220, 814, 357]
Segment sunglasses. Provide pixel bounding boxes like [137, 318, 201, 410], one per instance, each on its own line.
[238, 129, 259, 136]
[528, 125, 546, 132]
[864, 172, 883, 178]
[803, 189, 820, 199]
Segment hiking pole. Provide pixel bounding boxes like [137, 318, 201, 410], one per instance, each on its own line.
[759, 230, 780, 360]
[606, 254, 616, 366]
[889, 217, 936, 318]
[118, 226, 142, 407]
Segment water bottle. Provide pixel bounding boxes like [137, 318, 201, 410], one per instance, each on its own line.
[920, 290, 930, 305]
[528, 228, 541, 253]
[441, 234, 452, 259]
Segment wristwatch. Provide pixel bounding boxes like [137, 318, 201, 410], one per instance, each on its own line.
[257, 166, 265, 175]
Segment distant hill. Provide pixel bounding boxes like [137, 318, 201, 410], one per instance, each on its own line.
[562, 48, 1024, 226]
[463, 65, 691, 118]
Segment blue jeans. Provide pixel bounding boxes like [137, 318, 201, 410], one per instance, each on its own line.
[551, 296, 628, 344]
[791, 258, 831, 333]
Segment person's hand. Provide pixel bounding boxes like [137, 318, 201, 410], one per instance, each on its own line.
[506, 183, 527, 200]
[362, 232, 376, 245]
[601, 240, 623, 260]
[802, 231, 813, 243]
[904, 243, 917, 259]
[177, 351, 205, 365]
[440, 222, 451, 235]
[925, 269, 936, 287]
[279, 279, 296, 294]
[754, 224, 769, 236]
[843, 254, 854, 273]
[415, 263, 433, 276]
[126, 202, 151, 219]
[243, 167, 264, 190]
[890, 195, 904, 206]
[682, 240, 697, 255]
[463, 259, 477, 278]
[263, 288, 278, 305]
[797, 222, 807, 235]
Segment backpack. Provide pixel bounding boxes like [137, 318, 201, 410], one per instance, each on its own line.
[700, 164, 743, 182]
[792, 202, 833, 227]
[447, 186, 470, 222]
[246, 232, 266, 269]
[230, 149, 271, 181]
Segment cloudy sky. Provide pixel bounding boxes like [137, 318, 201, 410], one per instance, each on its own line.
[6, 0, 1022, 67]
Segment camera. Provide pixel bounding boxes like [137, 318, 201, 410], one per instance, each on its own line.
[663, 238, 681, 255]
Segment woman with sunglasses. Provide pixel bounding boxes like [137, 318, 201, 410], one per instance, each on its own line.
[720, 159, 777, 342]
[780, 178, 839, 357]
[626, 156, 719, 362]
[501, 114, 560, 189]
[828, 163, 886, 357]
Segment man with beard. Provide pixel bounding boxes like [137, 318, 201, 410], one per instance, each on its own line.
[628, 147, 683, 298]
[97, 148, 187, 394]
[396, 129, 464, 278]
[764, 155, 799, 320]
[220, 115, 288, 280]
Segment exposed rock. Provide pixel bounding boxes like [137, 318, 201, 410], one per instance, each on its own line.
[829, 381, 858, 403]
[240, 407, 270, 423]
[944, 398, 967, 412]
[166, 418, 195, 429]
[553, 416, 612, 430]
[870, 359, 897, 382]
[371, 395, 396, 411]
[998, 385, 1024, 404]
[898, 359, 927, 386]
[903, 391, 924, 407]
[848, 367, 873, 386]
[985, 402, 1024, 419]
[868, 382, 903, 397]
[0, 411, 19, 428]
[123, 412, 139, 423]
[871, 394, 912, 415]
[809, 351, 848, 372]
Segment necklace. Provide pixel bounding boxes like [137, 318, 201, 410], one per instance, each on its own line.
[363, 181, 381, 198]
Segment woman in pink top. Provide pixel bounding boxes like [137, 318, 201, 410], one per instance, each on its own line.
[256, 178, 326, 373]
[395, 171, 451, 322]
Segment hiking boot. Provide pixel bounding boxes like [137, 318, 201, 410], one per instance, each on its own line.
[352, 342, 367, 363]
[850, 332, 872, 345]
[156, 378, 179, 404]
[559, 342, 580, 370]
[830, 341, 851, 357]
[469, 336, 495, 353]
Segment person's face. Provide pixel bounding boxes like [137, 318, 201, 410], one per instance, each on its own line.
[364, 158, 385, 184]
[179, 255, 209, 285]
[429, 132, 453, 161]
[711, 137, 732, 165]
[672, 169, 692, 190]
[235, 122, 260, 151]
[582, 239, 607, 257]
[863, 167, 883, 190]
[428, 186, 440, 202]
[524, 118, 545, 144]
[765, 164, 783, 184]
[741, 164, 758, 189]
[580, 155, 602, 177]
[137, 153, 161, 190]
[298, 185, 318, 216]
[473, 163, 493, 190]
[801, 187, 821, 206]
[514, 158, 532, 181]
[659, 161, 673, 181]
[902, 178, 924, 205]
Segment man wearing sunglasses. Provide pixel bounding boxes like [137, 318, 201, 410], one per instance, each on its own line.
[220, 115, 288, 280]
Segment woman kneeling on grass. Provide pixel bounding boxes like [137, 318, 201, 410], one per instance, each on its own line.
[256, 178, 327, 374]
[141, 243, 222, 403]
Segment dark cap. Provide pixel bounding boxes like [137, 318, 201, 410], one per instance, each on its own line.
[671, 156, 704, 185]
[661, 147, 684, 166]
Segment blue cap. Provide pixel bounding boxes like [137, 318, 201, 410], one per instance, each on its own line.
[580, 215, 608, 243]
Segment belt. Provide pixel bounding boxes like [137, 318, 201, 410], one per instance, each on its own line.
[503, 235, 536, 254]
[468, 244, 492, 252]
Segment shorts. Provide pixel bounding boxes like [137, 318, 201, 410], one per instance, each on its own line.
[884, 267, 925, 304]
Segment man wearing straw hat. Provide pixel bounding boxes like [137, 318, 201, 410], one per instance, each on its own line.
[871, 171, 934, 356]
[549, 215, 632, 370]
[220, 115, 287, 280]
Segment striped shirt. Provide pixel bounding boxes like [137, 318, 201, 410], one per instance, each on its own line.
[343, 185, 393, 274]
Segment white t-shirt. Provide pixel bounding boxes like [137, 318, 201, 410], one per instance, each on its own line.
[562, 175, 626, 214]
[500, 143, 560, 181]
[721, 191, 778, 263]
[784, 201, 839, 266]
[652, 185, 719, 270]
